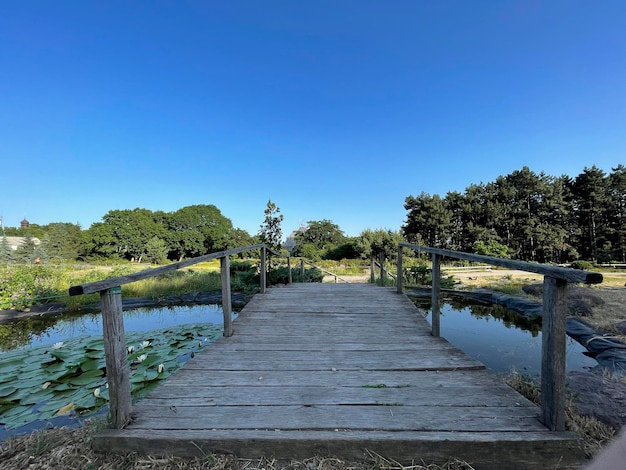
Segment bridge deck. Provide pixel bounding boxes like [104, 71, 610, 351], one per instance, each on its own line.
[94, 283, 584, 469]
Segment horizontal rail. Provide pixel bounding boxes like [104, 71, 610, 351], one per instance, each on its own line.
[399, 243, 603, 284]
[69, 244, 266, 296]
[300, 260, 352, 283]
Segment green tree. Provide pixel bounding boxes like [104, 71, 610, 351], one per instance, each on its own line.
[607, 165, 626, 262]
[572, 166, 610, 261]
[144, 236, 168, 264]
[356, 229, 404, 261]
[402, 192, 452, 248]
[166, 205, 234, 259]
[0, 237, 12, 264]
[15, 234, 36, 263]
[99, 208, 166, 262]
[296, 220, 345, 250]
[40, 222, 82, 260]
[83, 222, 118, 259]
[258, 200, 283, 251]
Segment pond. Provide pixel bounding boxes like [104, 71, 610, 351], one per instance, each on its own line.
[411, 298, 597, 376]
[0, 298, 597, 440]
[0, 305, 230, 441]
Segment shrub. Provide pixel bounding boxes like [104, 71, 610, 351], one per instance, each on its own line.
[570, 260, 595, 271]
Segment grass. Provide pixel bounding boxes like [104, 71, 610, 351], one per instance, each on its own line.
[0, 417, 475, 470]
[506, 371, 616, 459]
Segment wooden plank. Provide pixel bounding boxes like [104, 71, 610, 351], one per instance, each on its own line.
[94, 429, 584, 470]
[179, 350, 485, 371]
[148, 369, 518, 388]
[141, 385, 537, 407]
[130, 405, 546, 432]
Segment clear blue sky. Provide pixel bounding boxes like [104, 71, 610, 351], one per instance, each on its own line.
[1, 1, 624, 237]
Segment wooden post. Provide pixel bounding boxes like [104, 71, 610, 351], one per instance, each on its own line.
[431, 254, 441, 337]
[541, 276, 567, 431]
[379, 252, 385, 286]
[397, 245, 403, 294]
[300, 259, 305, 277]
[220, 256, 233, 337]
[287, 256, 292, 284]
[100, 286, 131, 429]
[260, 246, 267, 293]
[370, 257, 375, 284]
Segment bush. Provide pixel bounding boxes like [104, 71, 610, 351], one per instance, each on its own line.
[570, 260, 595, 271]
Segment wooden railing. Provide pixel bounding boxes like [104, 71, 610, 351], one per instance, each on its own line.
[68, 243, 288, 429]
[395, 243, 603, 432]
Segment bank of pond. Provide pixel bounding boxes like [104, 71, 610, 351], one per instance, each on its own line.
[0, 294, 599, 440]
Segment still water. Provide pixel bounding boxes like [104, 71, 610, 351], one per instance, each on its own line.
[412, 299, 597, 376]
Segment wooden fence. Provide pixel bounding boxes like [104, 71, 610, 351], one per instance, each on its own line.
[68, 243, 288, 429]
[395, 242, 603, 432]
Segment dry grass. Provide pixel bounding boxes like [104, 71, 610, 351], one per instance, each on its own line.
[0, 419, 474, 470]
[506, 372, 616, 459]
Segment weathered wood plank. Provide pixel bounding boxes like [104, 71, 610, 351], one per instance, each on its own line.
[130, 404, 546, 432]
[94, 429, 584, 470]
[140, 384, 537, 407]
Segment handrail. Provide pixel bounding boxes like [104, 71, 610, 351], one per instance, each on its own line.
[395, 242, 603, 433]
[299, 259, 352, 283]
[68, 243, 282, 429]
[69, 244, 266, 295]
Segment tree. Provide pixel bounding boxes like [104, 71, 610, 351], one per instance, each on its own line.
[297, 220, 345, 249]
[166, 205, 234, 259]
[402, 192, 452, 248]
[100, 208, 166, 262]
[258, 200, 283, 251]
[15, 234, 36, 263]
[572, 166, 610, 261]
[356, 229, 404, 261]
[144, 236, 168, 264]
[607, 165, 626, 262]
[0, 236, 12, 264]
[40, 222, 82, 260]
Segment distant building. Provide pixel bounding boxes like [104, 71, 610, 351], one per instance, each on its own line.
[3, 236, 41, 251]
[20, 218, 30, 229]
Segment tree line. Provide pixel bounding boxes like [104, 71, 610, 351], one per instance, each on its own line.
[3, 164, 622, 266]
[402, 165, 626, 264]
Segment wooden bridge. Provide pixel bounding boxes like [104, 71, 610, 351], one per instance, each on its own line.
[93, 283, 584, 469]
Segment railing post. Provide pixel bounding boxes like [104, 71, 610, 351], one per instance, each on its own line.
[379, 252, 385, 286]
[260, 246, 267, 293]
[220, 255, 233, 337]
[431, 254, 441, 337]
[287, 256, 292, 284]
[370, 257, 375, 284]
[541, 276, 567, 431]
[100, 286, 131, 429]
[300, 259, 305, 277]
[397, 245, 403, 294]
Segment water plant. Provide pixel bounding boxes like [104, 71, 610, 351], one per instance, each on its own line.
[0, 323, 222, 430]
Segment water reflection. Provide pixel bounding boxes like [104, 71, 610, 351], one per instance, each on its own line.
[1, 305, 227, 352]
[411, 298, 596, 376]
